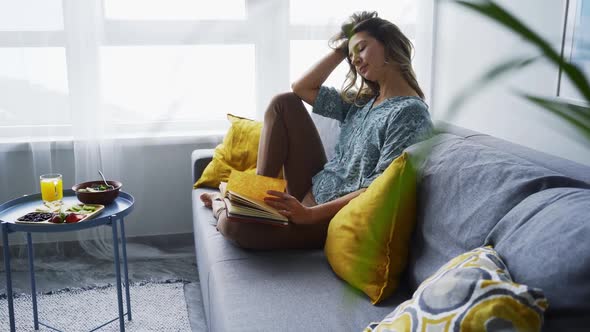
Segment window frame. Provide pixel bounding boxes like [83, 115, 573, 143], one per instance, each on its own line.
[0, 0, 417, 141]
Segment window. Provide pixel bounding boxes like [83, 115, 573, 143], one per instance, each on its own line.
[290, 0, 416, 27]
[100, 45, 255, 133]
[0, 0, 418, 141]
[0, 0, 63, 31]
[559, 0, 590, 102]
[290, 40, 350, 92]
[104, 0, 246, 20]
[0, 47, 69, 127]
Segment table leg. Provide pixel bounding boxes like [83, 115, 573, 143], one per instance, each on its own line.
[119, 218, 132, 321]
[110, 216, 125, 332]
[26, 232, 39, 330]
[2, 224, 15, 332]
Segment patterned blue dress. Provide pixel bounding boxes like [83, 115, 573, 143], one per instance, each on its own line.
[311, 86, 433, 204]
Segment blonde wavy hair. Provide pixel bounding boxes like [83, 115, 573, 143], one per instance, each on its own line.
[329, 11, 424, 106]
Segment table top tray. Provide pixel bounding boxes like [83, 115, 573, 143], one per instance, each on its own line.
[14, 203, 105, 225]
[0, 189, 134, 233]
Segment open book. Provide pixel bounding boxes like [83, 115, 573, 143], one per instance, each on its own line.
[222, 171, 289, 226]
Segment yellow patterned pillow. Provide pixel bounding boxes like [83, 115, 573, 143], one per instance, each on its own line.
[325, 152, 417, 304]
[364, 246, 548, 332]
[194, 114, 261, 189]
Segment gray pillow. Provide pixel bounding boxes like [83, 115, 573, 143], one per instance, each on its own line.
[406, 136, 590, 290]
[486, 187, 590, 329]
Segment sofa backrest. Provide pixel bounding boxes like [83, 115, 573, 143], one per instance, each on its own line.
[433, 122, 590, 183]
[404, 123, 590, 325]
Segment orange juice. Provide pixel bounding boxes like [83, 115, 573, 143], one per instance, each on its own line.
[40, 174, 63, 202]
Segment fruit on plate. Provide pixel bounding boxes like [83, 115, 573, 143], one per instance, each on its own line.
[19, 210, 89, 224]
[50, 214, 64, 223]
[17, 212, 53, 222]
[65, 213, 85, 223]
[48, 212, 67, 223]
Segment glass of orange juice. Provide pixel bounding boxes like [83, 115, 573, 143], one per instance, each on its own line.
[40, 173, 63, 203]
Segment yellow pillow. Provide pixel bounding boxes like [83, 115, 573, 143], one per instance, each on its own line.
[325, 152, 417, 304]
[364, 246, 548, 332]
[194, 114, 262, 189]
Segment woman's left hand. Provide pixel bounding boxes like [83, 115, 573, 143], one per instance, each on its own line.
[264, 190, 313, 224]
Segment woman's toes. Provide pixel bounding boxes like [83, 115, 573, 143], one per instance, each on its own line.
[200, 193, 213, 208]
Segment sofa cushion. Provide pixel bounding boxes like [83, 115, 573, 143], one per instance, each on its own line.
[208, 252, 410, 332]
[365, 246, 547, 332]
[192, 188, 252, 323]
[193, 188, 407, 331]
[486, 187, 590, 328]
[405, 135, 590, 290]
[325, 152, 417, 304]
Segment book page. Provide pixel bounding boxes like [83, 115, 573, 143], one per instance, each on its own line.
[228, 192, 284, 217]
[226, 171, 286, 202]
[224, 198, 288, 222]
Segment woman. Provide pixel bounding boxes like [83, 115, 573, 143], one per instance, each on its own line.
[201, 11, 433, 249]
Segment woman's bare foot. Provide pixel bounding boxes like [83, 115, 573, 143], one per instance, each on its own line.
[200, 192, 218, 208]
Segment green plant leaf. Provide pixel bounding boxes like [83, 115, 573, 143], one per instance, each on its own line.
[454, 0, 590, 103]
[445, 56, 539, 119]
[521, 94, 590, 142]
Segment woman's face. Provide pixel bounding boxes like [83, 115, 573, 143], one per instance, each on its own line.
[348, 31, 388, 82]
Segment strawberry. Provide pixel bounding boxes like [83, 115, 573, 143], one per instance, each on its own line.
[65, 213, 84, 223]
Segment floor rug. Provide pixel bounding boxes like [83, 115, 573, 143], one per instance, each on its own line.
[0, 280, 193, 331]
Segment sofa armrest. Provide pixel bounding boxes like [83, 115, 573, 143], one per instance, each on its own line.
[191, 149, 214, 184]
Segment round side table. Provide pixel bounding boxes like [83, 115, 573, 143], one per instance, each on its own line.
[0, 189, 135, 332]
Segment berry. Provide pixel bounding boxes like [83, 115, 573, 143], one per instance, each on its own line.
[17, 212, 53, 222]
[50, 215, 63, 223]
[65, 213, 83, 223]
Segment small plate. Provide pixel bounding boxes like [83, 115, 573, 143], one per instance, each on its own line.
[15, 204, 105, 225]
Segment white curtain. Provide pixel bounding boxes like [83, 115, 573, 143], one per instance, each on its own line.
[0, 0, 419, 261]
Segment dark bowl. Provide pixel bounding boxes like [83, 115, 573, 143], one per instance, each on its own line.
[72, 180, 122, 205]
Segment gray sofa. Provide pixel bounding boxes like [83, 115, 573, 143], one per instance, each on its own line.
[191, 123, 590, 331]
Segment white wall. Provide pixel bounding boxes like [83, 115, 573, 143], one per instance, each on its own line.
[420, 0, 590, 165]
[0, 135, 221, 245]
